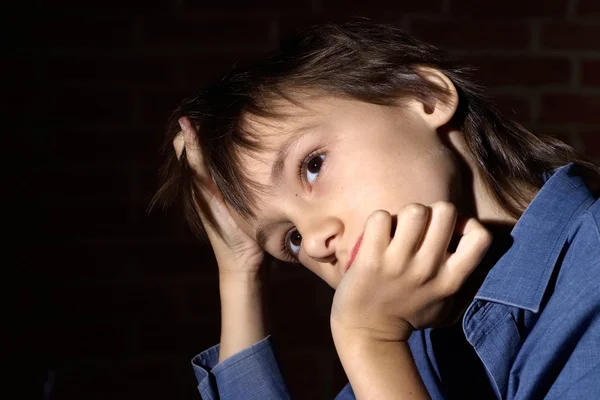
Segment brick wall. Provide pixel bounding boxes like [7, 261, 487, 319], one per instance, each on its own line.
[27, 1, 600, 399]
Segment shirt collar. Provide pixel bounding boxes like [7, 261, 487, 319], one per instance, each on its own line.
[473, 162, 597, 312]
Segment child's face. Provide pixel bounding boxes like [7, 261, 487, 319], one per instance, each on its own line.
[233, 94, 465, 289]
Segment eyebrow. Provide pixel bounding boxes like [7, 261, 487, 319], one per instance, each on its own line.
[256, 123, 319, 252]
[270, 124, 319, 187]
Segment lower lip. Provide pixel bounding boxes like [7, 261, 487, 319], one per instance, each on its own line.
[346, 234, 364, 271]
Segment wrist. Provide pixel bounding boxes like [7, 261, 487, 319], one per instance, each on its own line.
[331, 318, 414, 345]
[218, 271, 269, 363]
[219, 269, 263, 283]
[332, 330, 412, 369]
[219, 271, 265, 301]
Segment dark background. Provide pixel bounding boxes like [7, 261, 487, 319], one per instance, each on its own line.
[13, 0, 600, 399]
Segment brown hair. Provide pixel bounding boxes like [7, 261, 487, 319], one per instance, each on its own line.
[149, 19, 600, 240]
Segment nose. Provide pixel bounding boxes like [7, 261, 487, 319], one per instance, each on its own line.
[300, 217, 343, 263]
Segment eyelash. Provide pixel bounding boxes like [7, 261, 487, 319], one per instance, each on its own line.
[279, 147, 327, 261]
[279, 230, 298, 262]
[298, 147, 327, 185]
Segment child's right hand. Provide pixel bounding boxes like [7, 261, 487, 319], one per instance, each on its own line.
[173, 117, 266, 277]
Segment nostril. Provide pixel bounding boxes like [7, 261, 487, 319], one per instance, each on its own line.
[325, 235, 335, 248]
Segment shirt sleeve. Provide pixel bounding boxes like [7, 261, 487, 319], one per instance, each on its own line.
[191, 335, 292, 400]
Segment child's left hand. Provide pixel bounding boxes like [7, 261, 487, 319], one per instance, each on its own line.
[330, 201, 493, 343]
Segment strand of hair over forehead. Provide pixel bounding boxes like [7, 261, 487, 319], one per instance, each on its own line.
[184, 20, 478, 221]
[159, 19, 600, 239]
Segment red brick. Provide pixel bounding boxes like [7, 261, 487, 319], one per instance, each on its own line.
[41, 87, 133, 124]
[581, 132, 600, 157]
[577, 0, 600, 16]
[540, 93, 600, 124]
[44, 0, 172, 10]
[52, 359, 184, 400]
[137, 90, 195, 124]
[41, 17, 133, 48]
[322, 0, 442, 13]
[449, 0, 567, 17]
[184, 0, 311, 12]
[176, 276, 221, 323]
[52, 283, 177, 323]
[541, 22, 600, 51]
[44, 164, 132, 204]
[181, 55, 260, 87]
[135, 204, 186, 239]
[581, 59, 600, 86]
[466, 56, 570, 87]
[43, 56, 177, 86]
[410, 19, 531, 50]
[133, 241, 218, 277]
[48, 127, 161, 166]
[140, 17, 273, 52]
[490, 94, 531, 123]
[49, 320, 135, 360]
[276, 15, 344, 42]
[51, 201, 180, 244]
[47, 243, 136, 279]
[140, 166, 170, 204]
[49, 203, 133, 239]
[133, 321, 220, 355]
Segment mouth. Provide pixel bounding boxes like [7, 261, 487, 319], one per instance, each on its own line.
[344, 233, 364, 272]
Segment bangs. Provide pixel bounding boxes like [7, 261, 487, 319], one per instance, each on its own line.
[151, 20, 598, 242]
[205, 88, 315, 221]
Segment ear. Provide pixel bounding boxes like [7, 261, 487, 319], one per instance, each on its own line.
[412, 66, 459, 130]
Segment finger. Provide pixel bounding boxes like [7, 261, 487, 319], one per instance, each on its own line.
[178, 117, 203, 171]
[360, 210, 393, 262]
[175, 117, 225, 221]
[390, 203, 430, 258]
[177, 118, 218, 192]
[173, 131, 185, 160]
[442, 216, 493, 293]
[417, 201, 457, 263]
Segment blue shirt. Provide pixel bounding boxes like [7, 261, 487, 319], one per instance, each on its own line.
[191, 162, 600, 399]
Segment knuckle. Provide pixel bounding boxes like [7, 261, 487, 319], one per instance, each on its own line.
[413, 270, 432, 286]
[404, 203, 429, 218]
[432, 201, 457, 216]
[441, 277, 462, 295]
[369, 209, 391, 223]
[478, 227, 494, 247]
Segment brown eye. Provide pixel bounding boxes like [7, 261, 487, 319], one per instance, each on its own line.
[308, 156, 323, 173]
[305, 154, 325, 184]
[287, 229, 302, 255]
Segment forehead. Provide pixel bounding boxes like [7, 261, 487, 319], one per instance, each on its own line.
[232, 96, 330, 231]
[240, 93, 359, 154]
[237, 95, 326, 176]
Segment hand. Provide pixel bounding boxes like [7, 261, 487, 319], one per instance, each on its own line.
[173, 117, 266, 276]
[330, 202, 493, 343]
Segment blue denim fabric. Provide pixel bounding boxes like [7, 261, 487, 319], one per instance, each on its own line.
[191, 162, 600, 399]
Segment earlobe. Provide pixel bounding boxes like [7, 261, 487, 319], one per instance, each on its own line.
[414, 66, 459, 129]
